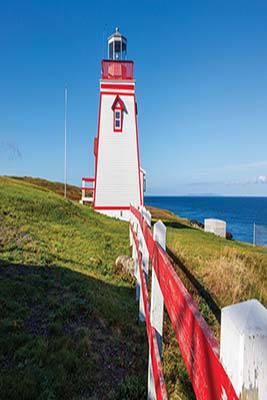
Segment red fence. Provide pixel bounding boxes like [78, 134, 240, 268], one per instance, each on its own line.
[131, 223, 167, 400]
[130, 205, 239, 400]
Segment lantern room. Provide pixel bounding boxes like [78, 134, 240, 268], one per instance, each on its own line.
[108, 27, 127, 60]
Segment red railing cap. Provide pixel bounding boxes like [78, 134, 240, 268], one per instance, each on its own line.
[82, 177, 95, 182]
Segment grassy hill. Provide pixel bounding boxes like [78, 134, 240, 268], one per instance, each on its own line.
[1, 177, 266, 400]
[0, 177, 147, 400]
[10, 176, 83, 202]
[147, 206, 267, 310]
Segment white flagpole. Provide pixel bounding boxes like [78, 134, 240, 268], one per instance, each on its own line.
[64, 87, 67, 199]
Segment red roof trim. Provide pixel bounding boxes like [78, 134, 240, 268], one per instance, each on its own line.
[101, 84, 135, 91]
[111, 95, 125, 111]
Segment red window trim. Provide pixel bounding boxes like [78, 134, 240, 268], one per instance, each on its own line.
[111, 95, 125, 133]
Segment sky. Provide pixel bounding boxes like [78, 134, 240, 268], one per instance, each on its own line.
[1, 0, 267, 196]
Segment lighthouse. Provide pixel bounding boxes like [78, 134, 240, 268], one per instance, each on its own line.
[85, 28, 145, 221]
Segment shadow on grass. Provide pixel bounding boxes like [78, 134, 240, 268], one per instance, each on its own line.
[164, 220, 193, 230]
[0, 260, 147, 400]
[167, 248, 221, 324]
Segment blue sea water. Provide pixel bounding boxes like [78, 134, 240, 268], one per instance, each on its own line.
[145, 196, 267, 244]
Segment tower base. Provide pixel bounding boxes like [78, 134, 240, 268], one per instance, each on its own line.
[94, 208, 131, 222]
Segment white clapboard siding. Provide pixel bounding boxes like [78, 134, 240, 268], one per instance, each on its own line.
[94, 93, 141, 208]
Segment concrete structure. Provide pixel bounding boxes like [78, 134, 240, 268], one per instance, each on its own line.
[204, 218, 226, 238]
[82, 28, 145, 220]
[220, 299, 267, 400]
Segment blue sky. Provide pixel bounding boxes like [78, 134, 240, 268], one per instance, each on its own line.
[1, 0, 267, 195]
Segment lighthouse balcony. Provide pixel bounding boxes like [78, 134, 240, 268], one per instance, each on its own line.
[80, 177, 95, 204]
[102, 60, 134, 81]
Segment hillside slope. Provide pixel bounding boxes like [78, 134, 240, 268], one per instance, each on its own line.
[3, 178, 265, 400]
[10, 176, 82, 202]
[0, 177, 147, 400]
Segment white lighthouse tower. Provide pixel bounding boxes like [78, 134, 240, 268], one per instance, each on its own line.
[88, 28, 145, 220]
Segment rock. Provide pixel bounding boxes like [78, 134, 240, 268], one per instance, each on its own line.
[190, 219, 204, 229]
[226, 232, 233, 240]
[115, 255, 135, 278]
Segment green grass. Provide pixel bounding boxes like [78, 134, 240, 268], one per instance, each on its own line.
[3, 178, 265, 400]
[168, 218, 267, 307]
[0, 177, 147, 400]
[148, 205, 267, 309]
[10, 176, 83, 201]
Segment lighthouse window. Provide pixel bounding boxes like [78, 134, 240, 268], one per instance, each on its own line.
[114, 110, 122, 131]
[109, 42, 113, 59]
[115, 41, 121, 53]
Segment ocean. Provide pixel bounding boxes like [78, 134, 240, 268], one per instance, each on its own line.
[145, 196, 267, 244]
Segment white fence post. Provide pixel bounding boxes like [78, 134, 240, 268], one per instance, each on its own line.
[129, 215, 133, 246]
[131, 213, 141, 303]
[82, 179, 85, 203]
[148, 220, 166, 399]
[140, 206, 152, 229]
[220, 299, 267, 400]
[139, 207, 151, 323]
[140, 206, 151, 283]
[137, 210, 145, 322]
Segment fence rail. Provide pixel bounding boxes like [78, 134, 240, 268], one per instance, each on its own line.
[130, 204, 239, 400]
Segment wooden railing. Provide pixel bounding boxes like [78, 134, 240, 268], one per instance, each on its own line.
[80, 178, 95, 204]
[130, 205, 240, 400]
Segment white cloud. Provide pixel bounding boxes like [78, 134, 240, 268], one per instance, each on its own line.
[193, 161, 267, 177]
[257, 175, 267, 184]
[225, 176, 267, 185]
